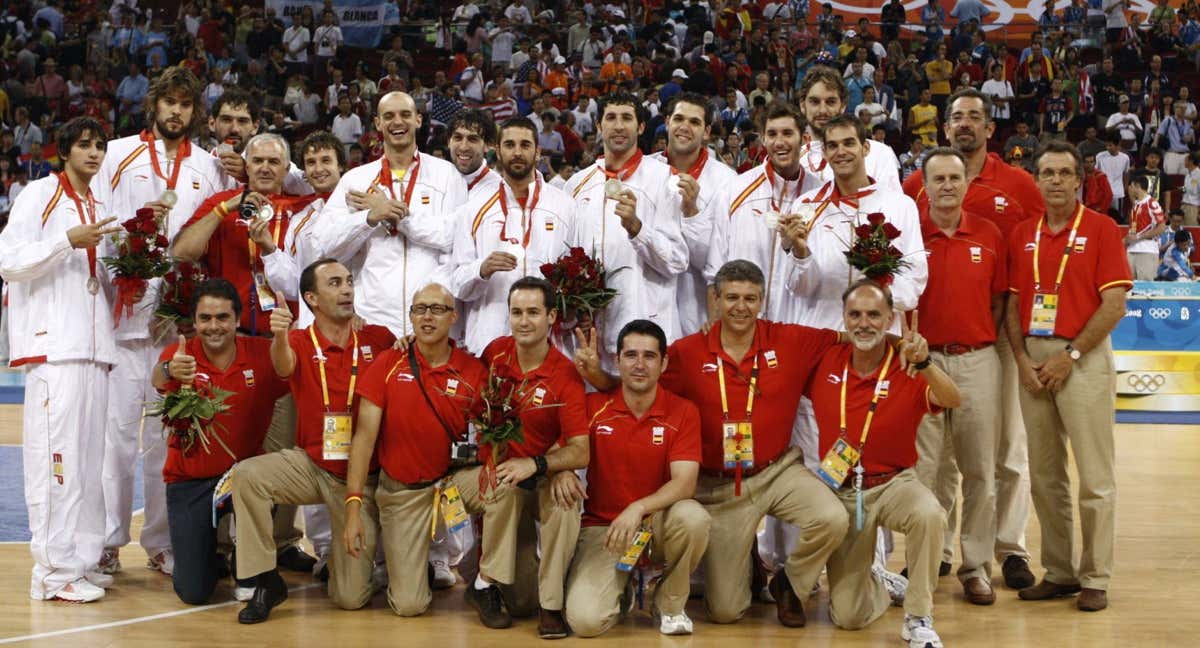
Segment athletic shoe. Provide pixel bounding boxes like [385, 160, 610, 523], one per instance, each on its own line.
[901, 613, 944, 648]
[872, 564, 908, 606]
[51, 578, 105, 603]
[147, 550, 175, 576]
[97, 548, 122, 575]
[464, 582, 512, 629]
[659, 611, 694, 635]
[85, 571, 114, 589]
[430, 559, 456, 589]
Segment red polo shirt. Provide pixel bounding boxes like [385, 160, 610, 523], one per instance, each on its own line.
[1008, 204, 1133, 339]
[159, 336, 289, 483]
[807, 344, 942, 477]
[662, 321, 839, 473]
[917, 210, 1008, 347]
[582, 386, 702, 527]
[356, 344, 487, 485]
[481, 337, 589, 458]
[183, 188, 313, 334]
[287, 324, 397, 478]
[904, 152, 1044, 239]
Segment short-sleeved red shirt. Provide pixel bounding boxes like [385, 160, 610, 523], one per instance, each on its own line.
[1007, 204, 1133, 339]
[904, 152, 1044, 239]
[807, 344, 942, 477]
[183, 189, 314, 334]
[662, 320, 839, 472]
[582, 386, 702, 527]
[355, 344, 487, 485]
[287, 324, 396, 478]
[480, 337, 589, 458]
[917, 210, 1008, 347]
[159, 336, 290, 483]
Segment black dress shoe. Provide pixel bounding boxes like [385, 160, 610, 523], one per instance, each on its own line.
[238, 570, 289, 624]
[276, 546, 318, 573]
[538, 607, 569, 639]
[1002, 555, 1036, 590]
[465, 583, 513, 629]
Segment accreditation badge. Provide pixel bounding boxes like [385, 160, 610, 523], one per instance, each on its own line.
[722, 421, 755, 470]
[322, 412, 353, 460]
[1029, 293, 1059, 337]
[253, 273, 278, 310]
[816, 437, 862, 490]
[440, 484, 471, 533]
[616, 529, 653, 572]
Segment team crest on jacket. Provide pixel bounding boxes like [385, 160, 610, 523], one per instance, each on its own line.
[652, 426, 665, 445]
[764, 350, 778, 368]
[970, 246, 983, 263]
[1074, 237, 1087, 253]
[360, 345, 374, 362]
[876, 380, 890, 399]
[243, 369, 256, 387]
[994, 196, 1008, 213]
[52, 453, 64, 485]
[421, 194, 431, 205]
[446, 378, 459, 396]
[532, 387, 546, 406]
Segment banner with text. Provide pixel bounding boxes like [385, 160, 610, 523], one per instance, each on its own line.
[266, 0, 399, 49]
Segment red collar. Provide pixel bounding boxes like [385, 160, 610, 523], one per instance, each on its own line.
[600, 149, 644, 181]
[670, 148, 709, 178]
[827, 179, 876, 209]
[608, 384, 669, 421]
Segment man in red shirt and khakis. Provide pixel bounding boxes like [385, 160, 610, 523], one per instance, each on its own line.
[806, 280, 961, 647]
[1006, 142, 1131, 613]
[911, 148, 1008, 606]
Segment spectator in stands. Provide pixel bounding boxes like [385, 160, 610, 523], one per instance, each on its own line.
[1182, 153, 1200, 225]
[1158, 230, 1196, 280]
[12, 106, 41, 155]
[1017, 60, 1051, 119]
[19, 140, 51, 181]
[1155, 102, 1195, 175]
[331, 95, 363, 154]
[1096, 134, 1132, 217]
[926, 43, 953, 110]
[1105, 95, 1142, 152]
[910, 88, 940, 148]
[1039, 78, 1074, 141]
[1083, 151, 1116, 214]
[855, 86, 888, 129]
[1137, 149, 1169, 202]
[115, 60, 148, 130]
[1091, 56, 1124, 123]
[900, 136, 929, 181]
[1160, 209, 1187, 255]
[293, 78, 322, 126]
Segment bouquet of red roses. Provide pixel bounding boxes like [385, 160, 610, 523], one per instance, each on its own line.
[155, 261, 208, 330]
[468, 362, 526, 496]
[845, 212, 909, 285]
[101, 208, 172, 324]
[147, 373, 236, 459]
[539, 246, 622, 322]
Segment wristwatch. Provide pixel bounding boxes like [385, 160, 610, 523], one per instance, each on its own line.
[532, 455, 548, 477]
[1065, 344, 1082, 362]
[161, 360, 173, 381]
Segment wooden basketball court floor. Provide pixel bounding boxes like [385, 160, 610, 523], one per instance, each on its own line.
[0, 404, 1197, 646]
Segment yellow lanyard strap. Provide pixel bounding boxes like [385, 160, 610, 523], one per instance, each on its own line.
[308, 326, 359, 412]
[839, 345, 896, 449]
[717, 355, 759, 420]
[247, 212, 284, 270]
[1032, 203, 1084, 293]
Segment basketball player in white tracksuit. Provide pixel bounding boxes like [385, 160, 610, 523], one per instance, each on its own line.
[0, 118, 123, 602]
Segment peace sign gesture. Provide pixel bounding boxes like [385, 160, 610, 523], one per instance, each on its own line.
[574, 326, 601, 379]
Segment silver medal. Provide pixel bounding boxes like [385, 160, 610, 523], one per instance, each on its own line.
[160, 189, 178, 208]
[86, 276, 100, 295]
[258, 204, 275, 222]
[604, 178, 623, 199]
[764, 210, 780, 230]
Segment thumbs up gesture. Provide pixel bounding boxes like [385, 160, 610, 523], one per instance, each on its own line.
[270, 290, 293, 337]
[170, 335, 197, 385]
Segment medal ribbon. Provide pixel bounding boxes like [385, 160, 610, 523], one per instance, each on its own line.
[828, 181, 876, 211]
[467, 165, 491, 191]
[669, 148, 709, 178]
[764, 160, 803, 212]
[1032, 203, 1084, 293]
[140, 129, 191, 190]
[600, 149, 644, 182]
[497, 175, 542, 248]
[378, 155, 421, 204]
[58, 172, 98, 284]
[309, 325, 359, 413]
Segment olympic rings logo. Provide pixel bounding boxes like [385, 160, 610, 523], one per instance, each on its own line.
[1148, 308, 1172, 320]
[1126, 373, 1166, 393]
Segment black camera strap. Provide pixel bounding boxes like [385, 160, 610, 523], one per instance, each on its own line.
[407, 342, 466, 446]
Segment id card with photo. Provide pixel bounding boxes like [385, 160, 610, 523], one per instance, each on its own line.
[1029, 293, 1058, 337]
[616, 529, 653, 572]
[322, 412, 352, 460]
[816, 437, 862, 490]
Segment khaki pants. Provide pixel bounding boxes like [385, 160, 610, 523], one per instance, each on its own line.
[264, 394, 303, 550]
[827, 470, 945, 629]
[1182, 203, 1199, 227]
[694, 447, 848, 623]
[995, 332, 1032, 562]
[1127, 251, 1159, 281]
[915, 346, 1001, 584]
[1017, 337, 1116, 590]
[564, 500, 710, 637]
[230, 448, 377, 609]
[503, 477, 581, 615]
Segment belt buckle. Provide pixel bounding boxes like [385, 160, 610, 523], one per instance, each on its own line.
[946, 343, 968, 355]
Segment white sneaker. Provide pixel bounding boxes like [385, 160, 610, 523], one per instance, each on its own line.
[659, 611, 694, 635]
[97, 548, 122, 575]
[872, 564, 908, 606]
[51, 578, 105, 603]
[147, 551, 175, 576]
[430, 559, 456, 589]
[901, 614, 944, 648]
[85, 571, 114, 589]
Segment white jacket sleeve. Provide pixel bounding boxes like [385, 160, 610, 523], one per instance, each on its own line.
[0, 188, 75, 283]
[629, 183, 688, 277]
[785, 245, 823, 296]
[313, 176, 377, 263]
[262, 249, 301, 300]
[702, 194, 731, 284]
[889, 200, 929, 312]
[446, 204, 488, 302]
[395, 174, 467, 253]
[682, 186, 722, 273]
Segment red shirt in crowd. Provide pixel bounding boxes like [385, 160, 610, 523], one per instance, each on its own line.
[183, 188, 314, 334]
[904, 152, 1044, 239]
[287, 324, 396, 478]
[355, 344, 487, 485]
[582, 386, 702, 527]
[1083, 169, 1114, 214]
[1007, 203, 1133, 339]
[480, 337, 590, 459]
[662, 320, 839, 473]
[916, 210, 1008, 347]
[1129, 195, 1165, 238]
[159, 336, 289, 483]
[807, 344, 943, 478]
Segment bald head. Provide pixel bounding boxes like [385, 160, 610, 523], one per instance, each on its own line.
[409, 282, 457, 345]
[375, 92, 421, 154]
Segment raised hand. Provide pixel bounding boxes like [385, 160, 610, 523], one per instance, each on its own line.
[269, 290, 293, 336]
[573, 326, 601, 378]
[169, 334, 197, 385]
[615, 189, 641, 237]
[676, 173, 700, 218]
[248, 215, 278, 253]
[67, 217, 123, 249]
[479, 251, 518, 278]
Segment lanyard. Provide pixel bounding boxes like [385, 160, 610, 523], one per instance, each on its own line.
[1032, 203, 1084, 293]
[58, 173, 98, 281]
[467, 165, 491, 191]
[309, 326, 359, 412]
[669, 148, 709, 178]
[716, 355, 758, 421]
[379, 155, 421, 204]
[140, 129, 191, 190]
[764, 160, 803, 212]
[839, 345, 895, 450]
[498, 176, 542, 248]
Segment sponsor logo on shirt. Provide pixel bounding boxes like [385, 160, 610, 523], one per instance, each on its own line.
[701, 362, 718, 373]
[1024, 242, 1037, 252]
[596, 425, 614, 435]
[394, 372, 415, 382]
[827, 373, 841, 384]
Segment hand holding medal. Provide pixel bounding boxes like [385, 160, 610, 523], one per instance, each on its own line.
[613, 189, 641, 237]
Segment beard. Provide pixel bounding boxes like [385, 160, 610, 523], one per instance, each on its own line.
[156, 116, 187, 140]
[501, 158, 534, 180]
[851, 329, 885, 352]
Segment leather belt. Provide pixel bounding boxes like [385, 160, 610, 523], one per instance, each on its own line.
[929, 342, 993, 356]
[840, 469, 901, 491]
[701, 454, 780, 480]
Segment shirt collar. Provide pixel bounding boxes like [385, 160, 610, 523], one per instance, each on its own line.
[704, 320, 765, 364]
[610, 384, 670, 421]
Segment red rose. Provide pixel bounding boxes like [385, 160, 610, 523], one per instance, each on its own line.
[882, 223, 901, 239]
[867, 212, 885, 226]
[156, 234, 169, 247]
[122, 217, 140, 231]
[866, 249, 884, 264]
[164, 271, 178, 283]
[887, 245, 902, 257]
[854, 224, 874, 238]
[139, 219, 158, 235]
[128, 236, 148, 253]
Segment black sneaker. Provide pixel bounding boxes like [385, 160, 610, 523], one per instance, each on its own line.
[465, 583, 513, 629]
[1003, 555, 1036, 590]
[237, 570, 288, 624]
[276, 545, 318, 573]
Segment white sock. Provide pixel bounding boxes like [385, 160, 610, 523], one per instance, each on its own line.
[474, 574, 490, 590]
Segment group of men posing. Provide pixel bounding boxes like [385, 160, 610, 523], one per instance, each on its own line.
[1, 63, 1130, 647]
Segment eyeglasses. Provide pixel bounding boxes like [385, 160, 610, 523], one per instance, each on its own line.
[410, 303, 453, 316]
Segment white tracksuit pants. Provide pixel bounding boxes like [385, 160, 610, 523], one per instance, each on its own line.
[103, 339, 170, 557]
[302, 504, 332, 561]
[24, 361, 109, 598]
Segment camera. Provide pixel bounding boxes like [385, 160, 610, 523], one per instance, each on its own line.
[449, 440, 479, 467]
[238, 200, 258, 221]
